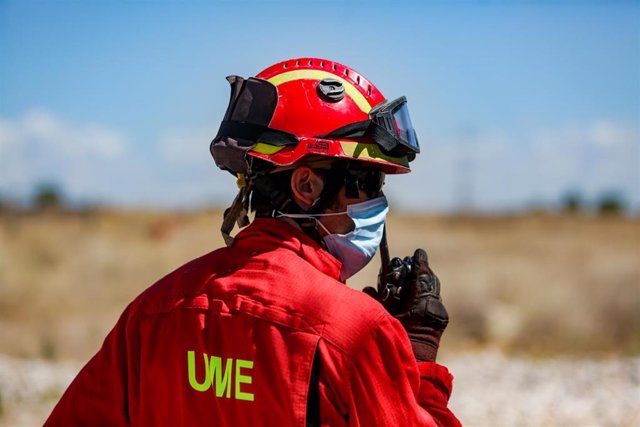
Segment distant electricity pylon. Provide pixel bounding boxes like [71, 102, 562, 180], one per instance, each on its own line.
[454, 127, 476, 214]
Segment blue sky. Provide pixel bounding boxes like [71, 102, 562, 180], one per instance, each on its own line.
[1, 0, 638, 212]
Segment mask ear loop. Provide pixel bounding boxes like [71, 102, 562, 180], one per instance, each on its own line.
[274, 210, 345, 237]
[276, 194, 387, 235]
[312, 216, 332, 237]
[275, 211, 347, 218]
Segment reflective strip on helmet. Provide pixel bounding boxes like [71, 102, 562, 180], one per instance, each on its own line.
[252, 143, 285, 155]
[267, 70, 372, 114]
[338, 141, 409, 168]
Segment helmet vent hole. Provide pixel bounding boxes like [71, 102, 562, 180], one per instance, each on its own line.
[320, 61, 325, 67]
[296, 60, 300, 66]
[367, 86, 371, 95]
[343, 69, 348, 76]
[308, 59, 312, 65]
[332, 64, 336, 71]
[284, 63, 288, 69]
[356, 75, 361, 84]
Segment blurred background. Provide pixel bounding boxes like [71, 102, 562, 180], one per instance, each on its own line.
[1, 0, 638, 425]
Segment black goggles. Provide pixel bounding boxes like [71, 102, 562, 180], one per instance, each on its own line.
[321, 96, 420, 160]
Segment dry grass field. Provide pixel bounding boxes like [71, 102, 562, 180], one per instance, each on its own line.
[0, 210, 639, 425]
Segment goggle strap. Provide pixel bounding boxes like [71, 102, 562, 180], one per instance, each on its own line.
[320, 120, 371, 139]
[318, 119, 404, 154]
[365, 121, 399, 152]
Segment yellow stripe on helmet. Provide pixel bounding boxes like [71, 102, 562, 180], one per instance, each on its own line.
[252, 142, 285, 155]
[266, 70, 372, 114]
[339, 141, 409, 168]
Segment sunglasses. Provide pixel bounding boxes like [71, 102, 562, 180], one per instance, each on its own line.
[337, 164, 385, 199]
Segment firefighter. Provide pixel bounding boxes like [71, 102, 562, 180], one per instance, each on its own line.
[46, 58, 461, 426]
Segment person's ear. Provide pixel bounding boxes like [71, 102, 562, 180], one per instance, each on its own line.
[290, 166, 324, 211]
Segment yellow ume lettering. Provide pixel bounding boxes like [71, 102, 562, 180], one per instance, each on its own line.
[187, 351, 254, 401]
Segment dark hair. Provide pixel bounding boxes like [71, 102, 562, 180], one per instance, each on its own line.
[250, 170, 294, 217]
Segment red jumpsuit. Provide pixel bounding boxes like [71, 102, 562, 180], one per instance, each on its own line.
[45, 218, 461, 426]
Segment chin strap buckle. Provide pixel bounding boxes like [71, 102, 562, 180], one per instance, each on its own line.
[221, 177, 252, 246]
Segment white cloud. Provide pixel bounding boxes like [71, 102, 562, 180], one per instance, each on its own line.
[529, 121, 639, 203]
[153, 126, 236, 206]
[1, 110, 637, 212]
[390, 120, 640, 212]
[2, 109, 127, 159]
[158, 127, 217, 166]
[0, 109, 129, 202]
[0, 110, 232, 207]
[591, 120, 632, 148]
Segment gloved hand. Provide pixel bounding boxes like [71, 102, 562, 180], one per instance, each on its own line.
[364, 248, 449, 362]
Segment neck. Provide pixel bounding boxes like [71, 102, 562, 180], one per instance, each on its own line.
[274, 215, 326, 248]
[280, 216, 302, 231]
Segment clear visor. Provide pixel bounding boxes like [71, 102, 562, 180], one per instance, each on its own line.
[391, 102, 419, 151]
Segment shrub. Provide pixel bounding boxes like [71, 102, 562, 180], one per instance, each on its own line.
[32, 183, 64, 211]
[597, 192, 626, 216]
[561, 190, 583, 214]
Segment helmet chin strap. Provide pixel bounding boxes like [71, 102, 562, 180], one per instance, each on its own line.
[221, 176, 253, 246]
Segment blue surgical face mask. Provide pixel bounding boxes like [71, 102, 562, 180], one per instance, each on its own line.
[276, 195, 389, 281]
[318, 196, 389, 281]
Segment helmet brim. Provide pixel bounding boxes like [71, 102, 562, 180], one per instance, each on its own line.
[248, 137, 411, 174]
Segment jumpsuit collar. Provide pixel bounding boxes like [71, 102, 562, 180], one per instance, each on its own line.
[233, 218, 343, 282]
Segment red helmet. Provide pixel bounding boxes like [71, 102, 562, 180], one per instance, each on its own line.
[211, 57, 420, 175]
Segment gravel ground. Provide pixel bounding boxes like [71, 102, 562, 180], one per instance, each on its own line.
[0, 354, 80, 426]
[445, 352, 640, 427]
[1, 352, 638, 426]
